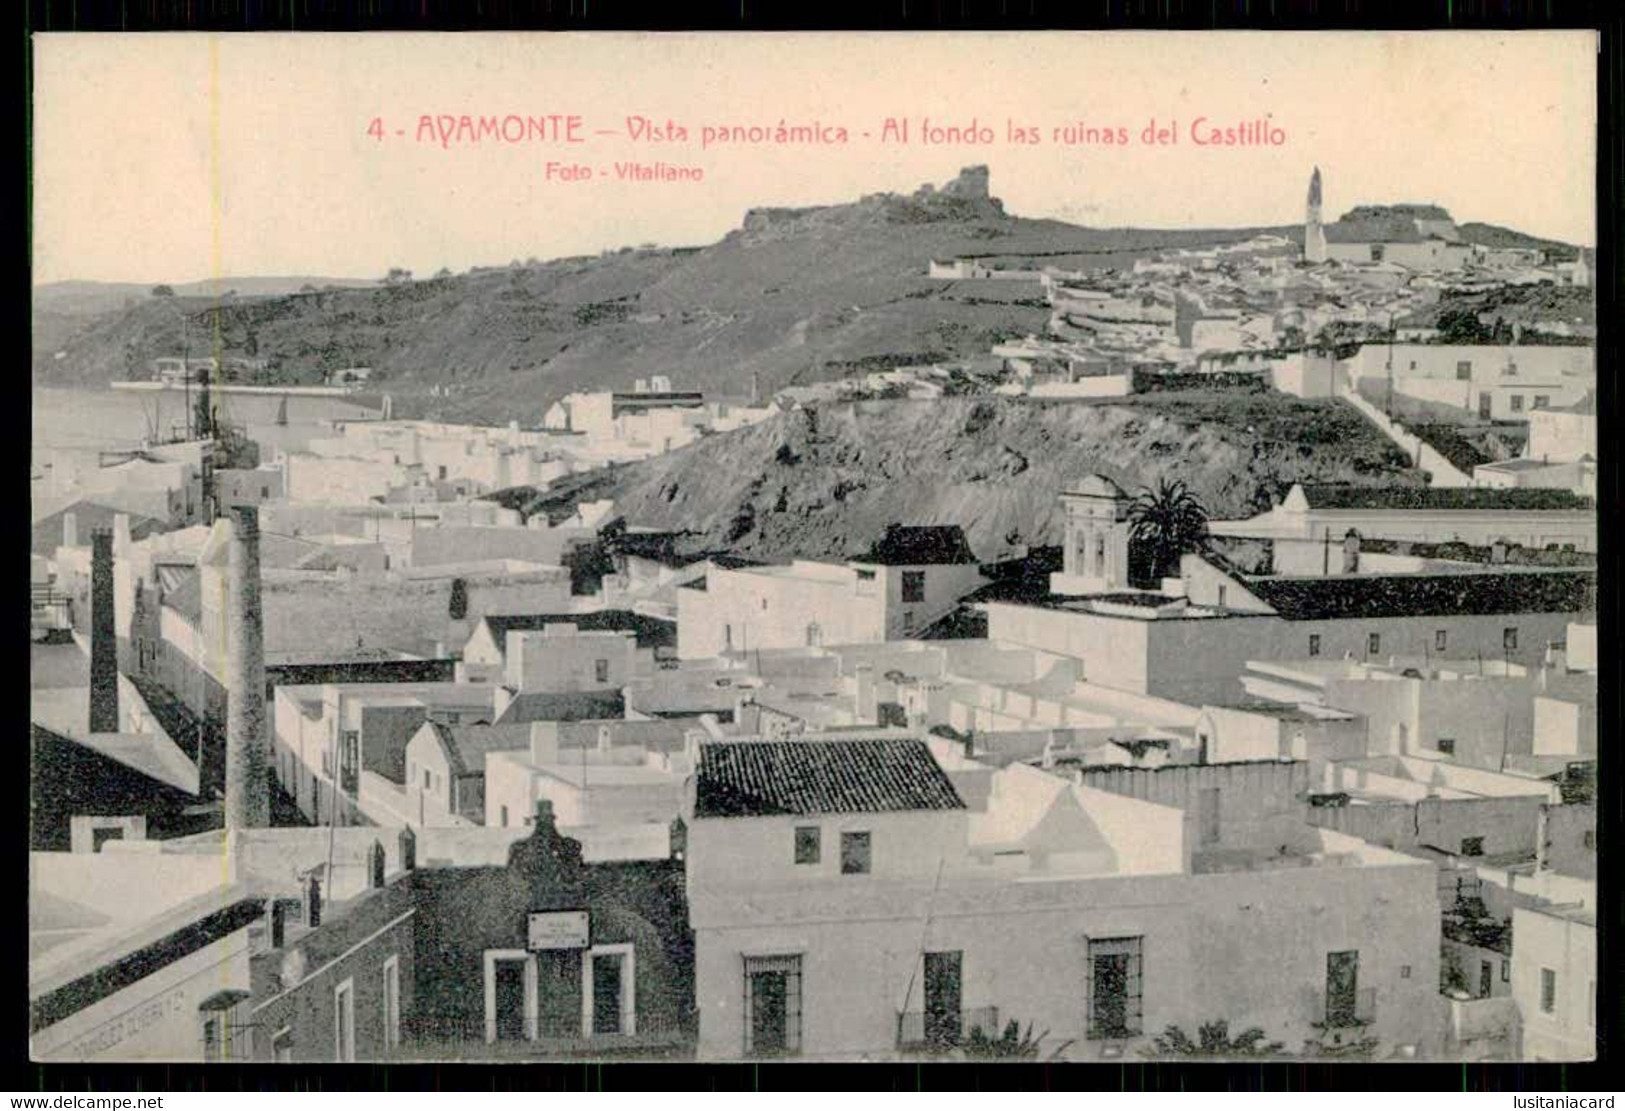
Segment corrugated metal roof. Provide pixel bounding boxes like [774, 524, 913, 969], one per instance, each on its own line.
[695, 738, 965, 818]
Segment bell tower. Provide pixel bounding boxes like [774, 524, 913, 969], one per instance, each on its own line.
[1305, 166, 1328, 264]
[1050, 474, 1132, 595]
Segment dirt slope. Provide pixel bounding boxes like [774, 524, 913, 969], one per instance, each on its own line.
[519, 392, 1422, 562]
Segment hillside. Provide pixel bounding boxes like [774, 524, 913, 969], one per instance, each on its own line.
[33, 276, 379, 316]
[506, 392, 1422, 562]
[1455, 222, 1578, 258]
[1403, 283, 1595, 331]
[33, 167, 1300, 421]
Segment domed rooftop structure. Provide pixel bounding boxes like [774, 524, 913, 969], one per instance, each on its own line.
[1063, 474, 1129, 501]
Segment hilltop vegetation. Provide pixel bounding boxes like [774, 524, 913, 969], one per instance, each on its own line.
[504, 392, 1422, 562]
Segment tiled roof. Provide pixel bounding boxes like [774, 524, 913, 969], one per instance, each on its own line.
[1246, 570, 1595, 622]
[425, 720, 532, 776]
[30, 501, 164, 558]
[482, 610, 676, 652]
[492, 689, 626, 727]
[1299, 484, 1593, 512]
[695, 738, 965, 818]
[854, 525, 978, 566]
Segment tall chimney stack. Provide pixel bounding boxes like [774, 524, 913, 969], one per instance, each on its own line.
[224, 505, 270, 829]
[88, 529, 120, 733]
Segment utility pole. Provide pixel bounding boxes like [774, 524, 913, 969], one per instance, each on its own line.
[182, 311, 193, 441]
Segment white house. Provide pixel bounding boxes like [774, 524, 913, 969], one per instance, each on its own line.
[1209, 482, 1597, 562]
[686, 736, 1444, 1061]
[677, 526, 987, 660]
[1343, 344, 1594, 424]
[1512, 901, 1595, 1061]
[483, 720, 694, 832]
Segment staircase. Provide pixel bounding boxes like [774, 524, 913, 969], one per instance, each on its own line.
[1336, 387, 1474, 488]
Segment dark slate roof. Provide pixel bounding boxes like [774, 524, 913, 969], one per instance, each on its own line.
[424, 720, 532, 776]
[609, 531, 690, 569]
[1246, 571, 1595, 622]
[492, 689, 626, 727]
[481, 610, 676, 652]
[1299, 485, 1594, 512]
[30, 724, 205, 852]
[161, 572, 204, 626]
[31, 501, 164, 558]
[694, 739, 965, 818]
[854, 525, 978, 566]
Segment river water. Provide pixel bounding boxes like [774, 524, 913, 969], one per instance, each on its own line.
[32, 386, 382, 470]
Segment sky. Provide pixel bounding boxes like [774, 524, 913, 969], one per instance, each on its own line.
[32, 31, 1598, 285]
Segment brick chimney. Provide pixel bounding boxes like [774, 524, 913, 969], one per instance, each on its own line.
[88, 529, 120, 734]
[267, 898, 289, 949]
[304, 872, 322, 929]
[224, 506, 270, 829]
[398, 826, 417, 872]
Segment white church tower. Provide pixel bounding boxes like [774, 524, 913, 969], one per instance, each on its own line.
[1050, 474, 1133, 595]
[1304, 166, 1328, 264]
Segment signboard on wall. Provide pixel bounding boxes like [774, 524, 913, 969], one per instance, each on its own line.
[527, 910, 589, 950]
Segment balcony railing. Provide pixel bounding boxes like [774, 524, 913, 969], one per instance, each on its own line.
[1313, 988, 1377, 1029]
[896, 1006, 1001, 1050]
[392, 1012, 694, 1060]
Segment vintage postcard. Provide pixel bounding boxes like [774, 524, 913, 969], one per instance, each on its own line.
[29, 30, 1597, 1066]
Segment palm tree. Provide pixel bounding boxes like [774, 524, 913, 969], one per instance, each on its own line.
[959, 1019, 1074, 1061]
[1142, 1020, 1284, 1059]
[1127, 478, 1210, 584]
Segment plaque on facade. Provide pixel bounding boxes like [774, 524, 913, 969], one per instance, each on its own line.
[526, 910, 589, 950]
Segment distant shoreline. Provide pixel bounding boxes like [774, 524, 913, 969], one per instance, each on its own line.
[110, 381, 361, 399]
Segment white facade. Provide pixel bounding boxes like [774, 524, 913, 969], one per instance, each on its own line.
[1210, 483, 1597, 556]
[30, 858, 257, 1062]
[678, 559, 986, 660]
[1345, 344, 1594, 424]
[1525, 405, 1597, 464]
[504, 625, 637, 692]
[1325, 240, 1472, 270]
[688, 757, 1444, 1061]
[1512, 904, 1595, 1061]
